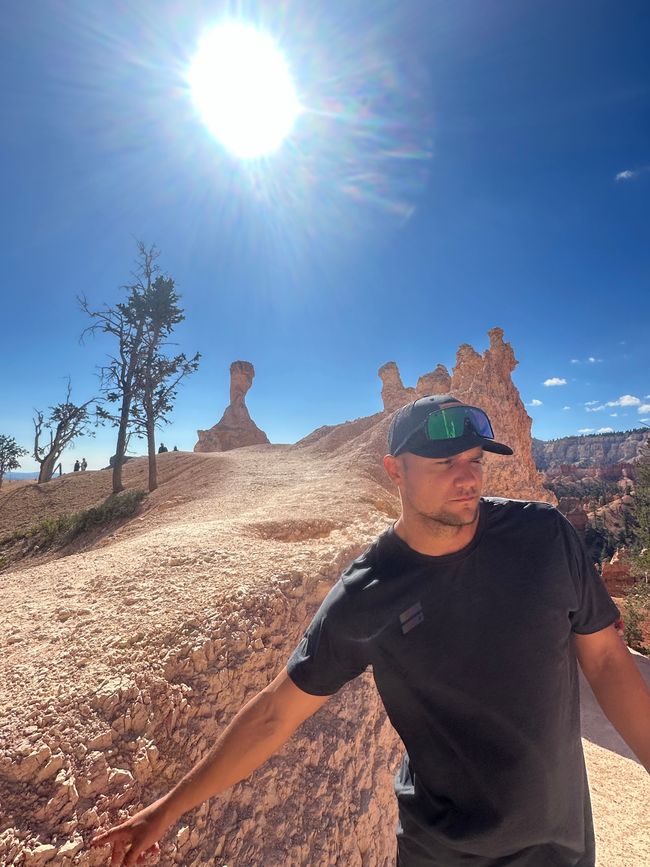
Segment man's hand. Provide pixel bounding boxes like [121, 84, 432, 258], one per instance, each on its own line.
[90, 799, 169, 866]
[88, 669, 329, 863]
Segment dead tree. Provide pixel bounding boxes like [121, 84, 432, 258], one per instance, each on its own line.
[33, 382, 94, 483]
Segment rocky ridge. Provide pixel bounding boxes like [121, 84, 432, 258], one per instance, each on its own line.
[533, 430, 648, 470]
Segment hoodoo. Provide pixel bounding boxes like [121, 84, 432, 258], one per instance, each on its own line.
[194, 361, 269, 452]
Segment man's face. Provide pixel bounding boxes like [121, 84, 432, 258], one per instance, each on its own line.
[385, 446, 485, 527]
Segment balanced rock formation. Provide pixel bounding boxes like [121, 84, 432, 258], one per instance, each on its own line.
[194, 361, 269, 452]
[377, 328, 552, 503]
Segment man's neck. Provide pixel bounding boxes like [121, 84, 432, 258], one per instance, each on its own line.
[393, 509, 480, 557]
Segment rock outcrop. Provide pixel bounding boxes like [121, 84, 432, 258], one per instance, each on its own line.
[449, 328, 552, 502]
[557, 497, 588, 535]
[533, 431, 648, 470]
[601, 549, 635, 595]
[378, 362, 451, 412]
[377, 329, 552, 503]
[194, 361, 269, 452]
[378, 362, 416, 411]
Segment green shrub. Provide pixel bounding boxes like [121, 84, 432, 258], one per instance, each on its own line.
[1, 489, 146, 550]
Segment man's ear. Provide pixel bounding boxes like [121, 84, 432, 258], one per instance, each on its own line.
[383, 454, 403, 487]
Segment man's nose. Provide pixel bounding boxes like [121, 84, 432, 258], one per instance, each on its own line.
[453, 462, 477, 488]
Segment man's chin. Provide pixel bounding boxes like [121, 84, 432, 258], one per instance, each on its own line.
[433, 503, 479, 527]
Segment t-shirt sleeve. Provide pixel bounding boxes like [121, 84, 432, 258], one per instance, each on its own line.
[559, 512, 620, 634]
[287, 580, 370, 696]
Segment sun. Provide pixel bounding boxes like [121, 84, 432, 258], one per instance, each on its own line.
[189, 22, 300, 159]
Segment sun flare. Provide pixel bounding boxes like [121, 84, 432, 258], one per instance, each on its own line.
[189, 22, 300, 159]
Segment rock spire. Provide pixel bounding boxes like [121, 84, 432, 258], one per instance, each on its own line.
[194, 361, 269, 452]
[377, 328, 552, 502]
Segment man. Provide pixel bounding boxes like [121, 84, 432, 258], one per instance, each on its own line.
[91, 395, 650, 867]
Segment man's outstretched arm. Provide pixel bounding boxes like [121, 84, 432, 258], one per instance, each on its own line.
[575, 624, 650, 773]
[90, 668, 329, 866]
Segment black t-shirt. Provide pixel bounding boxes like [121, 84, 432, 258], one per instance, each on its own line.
[287, 499, 620, 867]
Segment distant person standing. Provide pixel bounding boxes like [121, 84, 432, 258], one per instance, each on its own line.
[73, 460, 80, 472]
[158, 443, 168, 454]
[173, 445, 178, 452]
[81, 458, 88, 471]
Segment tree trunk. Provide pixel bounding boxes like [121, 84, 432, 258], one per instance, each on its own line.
[38, 450, 58, 484]
[112, 387, 132, 494]
[146, 409, 157, 492]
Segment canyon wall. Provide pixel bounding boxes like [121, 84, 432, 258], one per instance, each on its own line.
[533, 431, 648, 470]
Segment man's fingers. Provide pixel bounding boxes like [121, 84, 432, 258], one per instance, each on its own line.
[123, 841, 146, 867]
[91, 826, 126, 846]
[110, 839, 128, 866]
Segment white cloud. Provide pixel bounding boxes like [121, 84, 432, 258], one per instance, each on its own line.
[645, 395, 650, 400]
[597, 427, 614, 433]
[641, 418, 650, 423]
[607, 394, 641, 407]
[587, 357, 602, 363]
[570, 359, 580, 364]
[585, 395, 645, 413]
[616, 169, 638, 181]
[563, 406, 571, 410]
[578, 428, 594, 433]
[543, 377, 567, 387]
[639, 404, 650, 414]
[527, 399, 543, 407]
[610, 413, 618, 417]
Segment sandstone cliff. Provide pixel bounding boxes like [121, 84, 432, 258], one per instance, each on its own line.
[375, 328, 552, 504]
[194, 361, 269, 452]
[533, 430, 648, 470]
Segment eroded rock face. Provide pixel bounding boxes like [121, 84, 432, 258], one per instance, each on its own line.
[377, 329, 552, 503]
[601, 549, 635, 595]
[532, 431, 648, 470]
[416, 364, 452, 397]
[194, 361, 269, 452]
[378, 362, 416, 412]
[449, 327, 551, 502]
[378, 362, 452, 412]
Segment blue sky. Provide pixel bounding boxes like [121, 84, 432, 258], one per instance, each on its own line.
[2, 0, 649, 472]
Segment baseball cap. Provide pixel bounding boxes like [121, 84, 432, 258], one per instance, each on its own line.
[388, 394, 513, 458]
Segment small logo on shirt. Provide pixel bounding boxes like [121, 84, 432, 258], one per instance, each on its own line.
[400, 601, 424, 635]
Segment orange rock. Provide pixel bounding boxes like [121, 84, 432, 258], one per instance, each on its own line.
[194, 361, 269, 452]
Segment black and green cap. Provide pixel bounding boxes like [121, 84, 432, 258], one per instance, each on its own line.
[388, 394, 513, 458]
